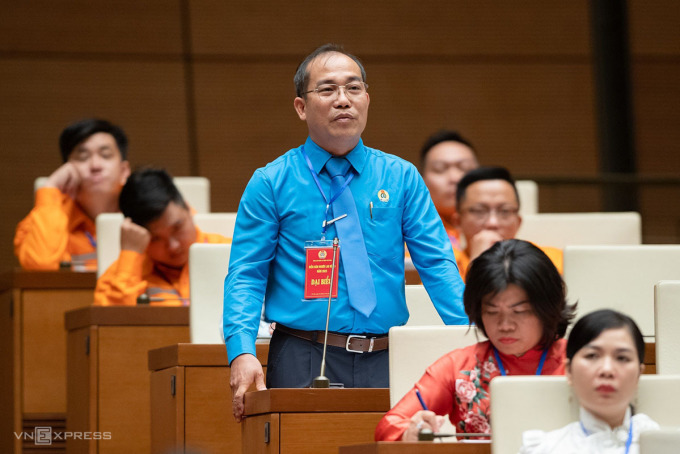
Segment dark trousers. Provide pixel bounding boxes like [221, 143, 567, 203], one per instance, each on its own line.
[266, 328, 389, 388]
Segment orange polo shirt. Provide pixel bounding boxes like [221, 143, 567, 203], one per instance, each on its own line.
[455, 243, 563, 282]
[94, 228, 229, 306]
[14, 187, 97, 270]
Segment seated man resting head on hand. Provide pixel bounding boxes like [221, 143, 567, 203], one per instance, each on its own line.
[94, 168, 227, 306]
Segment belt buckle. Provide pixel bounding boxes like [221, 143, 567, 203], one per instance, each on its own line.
[346, 334, 367, 353]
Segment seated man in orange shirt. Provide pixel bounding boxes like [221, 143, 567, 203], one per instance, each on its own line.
[94, 168, 228, 306]
[14, 118, 131, 270]
[454, 166, 562, 279]
[420, 130, 479, 250]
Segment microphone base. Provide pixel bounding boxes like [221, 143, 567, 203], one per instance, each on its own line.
[311, 376, 330, 388]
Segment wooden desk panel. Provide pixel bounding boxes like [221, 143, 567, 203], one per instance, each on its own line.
[65, 306, 190, 454]
[149, 343, 269, 454]
[243, 389, 391, 454]
[339, 442, 491, 454]
[0, 269, 96, 454]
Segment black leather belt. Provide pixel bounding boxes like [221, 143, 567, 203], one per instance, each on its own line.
[276, 324, 388, 353]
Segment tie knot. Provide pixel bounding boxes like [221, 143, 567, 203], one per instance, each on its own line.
[325, 157, 351, 178]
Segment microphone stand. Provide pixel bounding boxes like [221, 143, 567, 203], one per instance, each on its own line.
[312, 237, 339, 388]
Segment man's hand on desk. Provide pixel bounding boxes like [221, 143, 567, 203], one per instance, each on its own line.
[230, 353, 266, 422]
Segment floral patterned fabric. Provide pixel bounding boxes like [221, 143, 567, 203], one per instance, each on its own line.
[374, 339, 566, 441]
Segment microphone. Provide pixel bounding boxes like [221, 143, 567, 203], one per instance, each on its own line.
[136, 294, 189, 305]
[312, 237, 339, 389]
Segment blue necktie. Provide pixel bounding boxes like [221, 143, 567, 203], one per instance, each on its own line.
[325, 157, 377, 318]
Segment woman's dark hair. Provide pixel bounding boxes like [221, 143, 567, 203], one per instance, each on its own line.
[119, 167, 186, 228]
[464, 239, 576, 348]
[567, 309, 645, 364]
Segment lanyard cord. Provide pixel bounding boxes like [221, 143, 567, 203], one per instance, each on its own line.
[85, 230, 97, 249]
[580, 416, 633, 454]
[492, 346, 549, 376]
[301, 146, 354, 234]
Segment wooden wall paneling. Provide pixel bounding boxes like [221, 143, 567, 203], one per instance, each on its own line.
[639, 186, 680, 243]
[150, 366, 184, 454]
[538, 185, 603, 214]
[188, 0, 590, 56]
[631, 62, 680, 174]
[628, 0, 680, 56]
[0, 290, 16, 454]
[0, 1, 184, 54]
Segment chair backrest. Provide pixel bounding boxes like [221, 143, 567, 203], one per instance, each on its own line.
[515, 180, 538, 216]
[189, 243, 230, 344]
[563, 245, 680, 337]
[96, 212, 237, 277]
[490, 375, 680, 454]
[404, 285, 444, 326]
[388, 325, 478, 407]
[655, 280, 680, 374]
[34, 176, 211, 213]
[516, 212, 641, 249]
[640, 428, 680, 454]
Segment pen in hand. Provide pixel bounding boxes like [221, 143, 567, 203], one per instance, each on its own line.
[415, 388, 429, 411]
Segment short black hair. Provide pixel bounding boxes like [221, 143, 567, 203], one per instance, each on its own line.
[456, 166, 520, 208]
[464, 239, 576, 348]
[59, 118, 128, 162]
[119, 168, 186, 228]
[567, 309, 645, 364]
[294, 43, 367, 98]
[420, 129, 476, 169]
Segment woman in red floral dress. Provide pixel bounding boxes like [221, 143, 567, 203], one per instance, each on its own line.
[375, 239, 577, 441]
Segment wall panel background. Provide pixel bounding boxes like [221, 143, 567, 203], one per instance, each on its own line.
[1, 0, 678, 268]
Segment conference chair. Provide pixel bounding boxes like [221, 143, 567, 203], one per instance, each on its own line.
[490, 375, 680, 454]
[404, 285, 444, 326]
[563, 245, 680, 337]
[655, 280, 680, 374]
[34, 176, 211, 213]
[188, 243, 230, 343]
[96, 212, 237, 277]
[515, 180, 538, 216]
[516, 212, 641, 249]
[388, 325, 479, 438]
[640, 428, 680, 454]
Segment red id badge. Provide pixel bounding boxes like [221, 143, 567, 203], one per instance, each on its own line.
[304, 241, 340, 299]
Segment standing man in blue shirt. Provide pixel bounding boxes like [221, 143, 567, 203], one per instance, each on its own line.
[224, 43, 466, 421]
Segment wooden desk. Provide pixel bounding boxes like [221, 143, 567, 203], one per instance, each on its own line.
[0, 269, 96, 454]
[65, 306, 190, 454]
[339, 442, 491, 454]
[243, 388, 391, 454]
[148, 342, 269, 454]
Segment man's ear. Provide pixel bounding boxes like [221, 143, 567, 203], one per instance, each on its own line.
[293, 97, 307, 121]
[120, 161, 131, 185]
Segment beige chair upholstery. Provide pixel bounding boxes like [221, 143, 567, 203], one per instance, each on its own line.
[188, 243, 230, 344]
[655, 281, 680, 374]
[516, 212, 641, 249]
[490, 375, 680, 454]
[404, 285, 444, 326]
[515, 180, 538, 216]
[388, 325, 478, 407]
[563, 245, 680, 337]
[96, 212, 237, 277]
[34, 176, 211, 213]
[640, 428, 680, 454]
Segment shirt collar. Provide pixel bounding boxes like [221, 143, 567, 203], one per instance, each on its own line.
[580, 405, 632, 435]
[303, 136, 367, 175]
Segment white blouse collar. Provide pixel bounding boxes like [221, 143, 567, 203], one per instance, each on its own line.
[580, 405, 632, 439]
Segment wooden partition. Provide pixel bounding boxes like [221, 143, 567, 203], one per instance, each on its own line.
[0, 270, 96, 454]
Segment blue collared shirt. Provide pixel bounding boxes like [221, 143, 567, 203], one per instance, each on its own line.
[223, 137, 466, 363]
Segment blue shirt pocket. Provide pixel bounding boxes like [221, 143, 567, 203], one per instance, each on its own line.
[364, 206, 403, 262]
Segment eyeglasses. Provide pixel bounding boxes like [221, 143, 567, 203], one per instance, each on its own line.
[303, 81, 368, 99]
[463, 206, 519, 223]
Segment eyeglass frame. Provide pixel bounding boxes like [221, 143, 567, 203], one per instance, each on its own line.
[302, 81, 369, 99]
[460, 205, 520, 223]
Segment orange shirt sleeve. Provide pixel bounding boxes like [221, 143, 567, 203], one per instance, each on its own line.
[14, 187, 71, 270]
[94, 250, 148, 306]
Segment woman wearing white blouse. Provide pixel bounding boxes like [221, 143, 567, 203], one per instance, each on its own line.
[519, 309, 659, 454]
